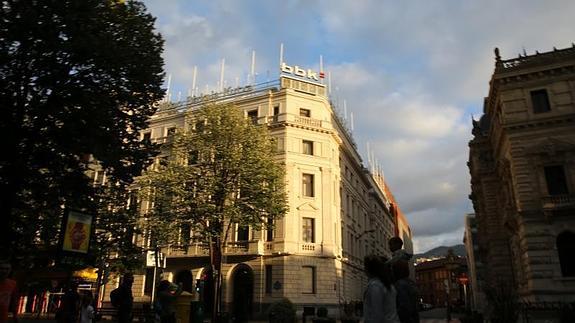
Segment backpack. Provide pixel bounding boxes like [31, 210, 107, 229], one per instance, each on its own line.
[110, 288, 121, 308]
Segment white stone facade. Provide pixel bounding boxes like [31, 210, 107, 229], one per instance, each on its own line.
[114, 76, 402, 318]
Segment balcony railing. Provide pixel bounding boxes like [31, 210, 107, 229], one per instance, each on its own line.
[166, 240, 264, 257]
[542, 194, 575, 209]
[267, 113, 325, 129]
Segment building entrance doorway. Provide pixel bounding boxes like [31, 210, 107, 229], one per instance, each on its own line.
[199, 267, 214, 317]
[174, 270, 194, 293]
[231, 264, 254, 323]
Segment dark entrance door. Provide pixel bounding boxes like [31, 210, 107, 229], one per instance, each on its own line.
[231, 264, 254, 323]
[174, 270, 194, 293]
[201, 267, 214, 317]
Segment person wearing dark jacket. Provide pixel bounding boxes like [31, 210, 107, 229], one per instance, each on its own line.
[393, 260, 420, 323]
[156, 280, 182, 323]
[111, 273, 134, 323]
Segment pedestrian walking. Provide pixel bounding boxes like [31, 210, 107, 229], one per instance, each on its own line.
[79, 291, 95, 323]
[387, 237, 413, 267]
[363, 255, 400, 323]
[110, 273, 134, 323]
[393, 260, 420, 323]
[156, 280, 182, 323]
[56, 282, 80, 323]
[0, 258, 18, 323]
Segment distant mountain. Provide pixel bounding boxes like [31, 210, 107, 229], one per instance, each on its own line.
[415, 244, 466, 260]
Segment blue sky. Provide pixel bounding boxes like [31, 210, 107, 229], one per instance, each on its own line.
[142, 0, 575, 253]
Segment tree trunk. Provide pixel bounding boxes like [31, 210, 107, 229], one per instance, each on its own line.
[211, 237, 223, 323]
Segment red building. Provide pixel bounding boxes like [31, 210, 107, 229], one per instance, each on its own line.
[415, 250, 468, 308]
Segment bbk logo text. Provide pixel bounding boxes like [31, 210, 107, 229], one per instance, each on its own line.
[281, 62, 323, 81]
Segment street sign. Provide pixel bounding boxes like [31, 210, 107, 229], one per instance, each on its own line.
[146, 250, 166, 268]
[458, 274, 469, 285]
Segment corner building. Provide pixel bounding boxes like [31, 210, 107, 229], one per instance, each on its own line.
[468, 46, 575, 308]
[130, 75, 403, 318]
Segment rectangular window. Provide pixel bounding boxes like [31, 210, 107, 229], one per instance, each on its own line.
[273, 105, 280, 116]
[300, 108, 311, 117]
[302, 140, 314, 155]
[266, 218, 274, 242]
[544, 165, 569, 195]
[302, 217, 315, 243]
[188, 150, 199, 165]
[531, 89, 551, 113]
[301, 266, 316, 294]
[247, 109, 258, 124]
[237, 225, 249, 241]
[302, 173, 315, 197]
[167, 127, 177, 136]
[142, 132, 151, 142]
[195, 121, 204, 133]
[265, 265, 273, 294]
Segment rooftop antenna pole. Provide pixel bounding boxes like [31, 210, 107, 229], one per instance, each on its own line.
[235, 76, 239, 88]
[366, 142, 371, 169]
[350, 112, 354, 132]
[250, 50, 256, 85]
[343, 99, 348, 121]
[192, 66, 197, 97]
[177, 91, 181, 102]
[165, 74, 172, 102]
[319, 55, 324, 84]
[328, 71, 332, 95]
[279, 43, 284, 68]
[219, 58, 225, 92]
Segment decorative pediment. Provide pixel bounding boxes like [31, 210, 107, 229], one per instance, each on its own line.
[296, 202, 319, 211]
[524, 138, 575, 156]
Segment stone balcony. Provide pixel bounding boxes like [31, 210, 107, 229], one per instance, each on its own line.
[266, 113, 327, 130]
[542, 194, 575, 210]
[166, 240, 265, 258]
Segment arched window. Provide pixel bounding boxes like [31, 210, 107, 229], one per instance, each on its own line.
[557, 231, 575, 277]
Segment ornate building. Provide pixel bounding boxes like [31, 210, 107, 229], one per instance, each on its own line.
[468, 46, 575, 306]
[101, 71, 409, 319]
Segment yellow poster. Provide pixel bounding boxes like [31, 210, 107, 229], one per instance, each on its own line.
[62, 210, 92, 253]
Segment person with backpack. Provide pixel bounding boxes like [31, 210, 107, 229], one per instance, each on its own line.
[110, 273, 134, 323]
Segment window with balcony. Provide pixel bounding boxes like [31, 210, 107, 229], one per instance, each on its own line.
[302, 140, 314, 155]
[237, 225, 249, 241]
[544, 165, 569, 195]
[302, 217, 315, 243]
[531, 89, 551, 114]
[302, 173, 315, 197]
[300, 108, 311, 117]
[301, 266, 316, 294]
[557, 231, 575, 277]
[266, 217, 274, 242]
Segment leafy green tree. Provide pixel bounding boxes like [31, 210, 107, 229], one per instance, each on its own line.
[0, 0, 164, 252]
[138, 103, 288, 318]
[91, 181, 144, 271]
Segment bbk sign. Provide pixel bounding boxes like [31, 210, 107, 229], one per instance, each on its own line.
[281, 62, 325, 82]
